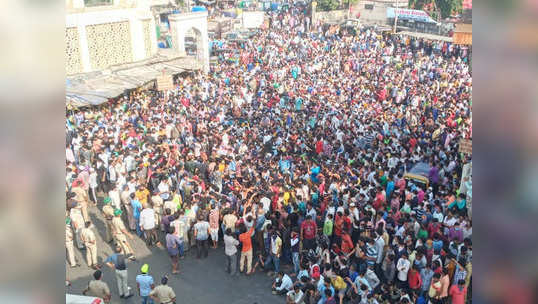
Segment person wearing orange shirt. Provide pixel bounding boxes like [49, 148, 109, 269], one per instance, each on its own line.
[239, 213, 257, 275]
[449, 280, 467, 304]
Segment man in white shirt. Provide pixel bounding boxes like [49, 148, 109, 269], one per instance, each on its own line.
[139, 204, 160, 247]
[260, 196, 271, 213]
[272, 271, 293, 295]
[286, 285, 304, 304]
[396, 253, 410, 289]
[108, 184, 121, 210]
[223, 228, 240, 276]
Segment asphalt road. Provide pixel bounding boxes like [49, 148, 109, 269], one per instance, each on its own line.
[66, 203, 282, 304]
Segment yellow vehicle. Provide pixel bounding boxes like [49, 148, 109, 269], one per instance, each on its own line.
[403, 162, 430, 189]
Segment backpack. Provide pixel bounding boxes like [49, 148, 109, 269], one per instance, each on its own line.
[331, 276, 347, 290]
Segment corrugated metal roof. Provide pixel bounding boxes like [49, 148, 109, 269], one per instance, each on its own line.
[397, 31, 453, 42]
[66, 54, 200, 108]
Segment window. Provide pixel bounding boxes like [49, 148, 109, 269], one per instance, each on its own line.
[84, 0, 113, 7]
[364, 4, 374, 10]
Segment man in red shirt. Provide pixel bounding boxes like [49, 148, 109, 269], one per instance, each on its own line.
[315, 138, 324, 155]
[407, 264, 422, 293]
[333, 212, 343, 246]
[300, 215, 317, 251]
[373, 187, 386, 211]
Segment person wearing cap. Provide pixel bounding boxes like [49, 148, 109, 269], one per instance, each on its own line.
[65, 217, 79, 268]
[112, 208, 136, 259]
[102, 197, 115, 243]
[83, 270, 111, 303]
[149, 276, 176, 304]
[136, 264, 155, 304]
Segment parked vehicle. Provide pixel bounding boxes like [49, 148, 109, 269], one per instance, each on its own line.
[404, 162, 431, 189]
[66, 294, 103, 304]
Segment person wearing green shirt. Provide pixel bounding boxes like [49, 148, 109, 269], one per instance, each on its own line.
[448, 194, 467, 216]
[400, 202, 412, 214]
[172, 193, 182, 210]
[417, 224, 428, 241]
[323, 214, 333, 237]
[379, 175, 388, 188]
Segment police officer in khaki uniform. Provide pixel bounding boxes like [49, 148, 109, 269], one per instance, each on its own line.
[80, 221, 99, 269]
[65, 217, 79, 267]
[149, 276, 176, 304]
[68, 200, 85, 249]
[83, 270, 111, 303]
[151, 191, 163, 231]
[112, 209, 136, 259]
[72, 183, 90, 223]
[121, 185, 136, 230]
[102, 197, 115, 243]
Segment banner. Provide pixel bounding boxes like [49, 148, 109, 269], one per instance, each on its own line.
[386, 8, 437, 23]
[458, 138, 472, 154]
[156, 74, 174, 91]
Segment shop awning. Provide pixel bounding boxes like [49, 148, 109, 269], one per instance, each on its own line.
[66, 52, 200, 108]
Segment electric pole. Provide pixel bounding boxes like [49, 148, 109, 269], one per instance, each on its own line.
[393, 0, 399, 34]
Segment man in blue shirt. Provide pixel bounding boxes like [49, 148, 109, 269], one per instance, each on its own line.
[136, 264, 155, 304]
[130, 193, 142, 236]
[104, 245, 133, 298]
[317, 277, 334, 304]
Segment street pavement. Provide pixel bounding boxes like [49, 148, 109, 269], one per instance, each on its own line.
[66, 203, 282, 304]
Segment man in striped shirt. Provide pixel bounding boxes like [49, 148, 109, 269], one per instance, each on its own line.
[365, 238, 378, 267]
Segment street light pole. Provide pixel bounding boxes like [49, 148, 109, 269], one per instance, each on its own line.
[393, 0, 398, 34]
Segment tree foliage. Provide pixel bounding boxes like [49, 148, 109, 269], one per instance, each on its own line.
[435, 0, 462, 18]
[316, 0, 340, 12]
[409, 0, 463, 19]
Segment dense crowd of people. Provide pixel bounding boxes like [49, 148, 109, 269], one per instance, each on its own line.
[66, 3, 472, 304]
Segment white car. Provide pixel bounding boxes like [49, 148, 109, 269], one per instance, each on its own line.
[66, 294, 104, 304]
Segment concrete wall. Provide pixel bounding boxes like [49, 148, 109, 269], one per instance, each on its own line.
[242, 11, 265, 29]
[313, 1, 404, 26]
[354, 0, 407, 25]
[66, 6, 157, 75]
[315, 9, 348, 23]
[169, 12, 209, 73]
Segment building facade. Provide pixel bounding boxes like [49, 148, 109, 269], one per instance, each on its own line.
[66, 0, 158, 75]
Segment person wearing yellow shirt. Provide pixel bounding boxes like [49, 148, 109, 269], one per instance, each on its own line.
[135, 186, 150, 205]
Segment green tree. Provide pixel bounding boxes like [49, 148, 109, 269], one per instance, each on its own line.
[435, 0, 462, 18]
[408, 0, 430, 10]
[341, 0, 359, 7]
[316, 0, 340, 11]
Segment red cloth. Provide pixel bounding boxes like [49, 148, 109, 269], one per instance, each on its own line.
[334, 215, 343, 236]
[301, 220, 317, 239]
[315, 140, 324, 154]
[341, 234, 354, 254]
[408, 269, 423, 290]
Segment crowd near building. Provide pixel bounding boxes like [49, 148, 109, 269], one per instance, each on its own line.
[66, 1, 472, 304]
